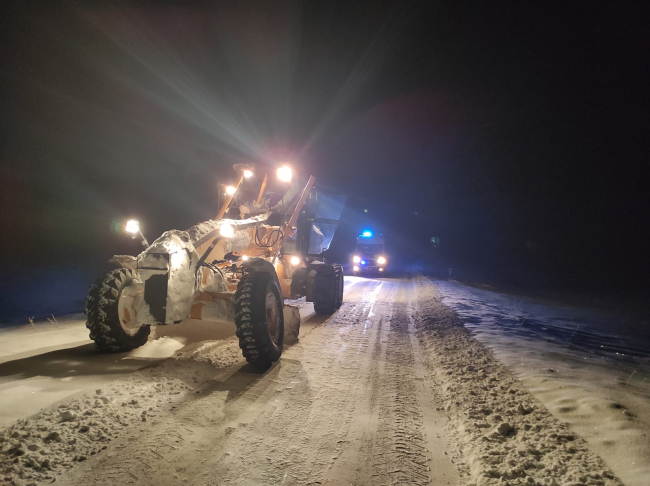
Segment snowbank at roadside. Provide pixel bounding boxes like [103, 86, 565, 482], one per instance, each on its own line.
[414, 279, 623, 486]
[434, 280, 650, 486]
[0, 339, 244, 485]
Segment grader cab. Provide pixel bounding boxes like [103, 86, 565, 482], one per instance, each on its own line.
[85, 165, 345, 365]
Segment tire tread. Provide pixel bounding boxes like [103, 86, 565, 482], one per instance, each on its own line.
[235, 273, 284, 364]
[85, 268, 150, 353]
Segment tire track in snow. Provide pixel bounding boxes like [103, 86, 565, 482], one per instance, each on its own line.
[62, 279, 382, 486]
[321, 280, 396, 485]
[208, 279, 385, 485]
[56, 279, 461, 486]
[369, 283, 432, 486]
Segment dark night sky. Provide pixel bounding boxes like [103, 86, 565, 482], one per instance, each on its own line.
[1, 1, 649, 319]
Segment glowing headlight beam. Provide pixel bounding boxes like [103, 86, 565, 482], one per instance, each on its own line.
[377, 256, 386, 265]
[220, 223, 235, 238]
[124, 219, 149, 248]
[277, 165, 292, 182]
[125, 219, 140, 234]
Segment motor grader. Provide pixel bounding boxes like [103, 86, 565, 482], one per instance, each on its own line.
[85, 165, 345, 364]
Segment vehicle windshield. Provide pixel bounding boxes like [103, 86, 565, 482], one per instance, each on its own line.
[356, 244, 383, 254]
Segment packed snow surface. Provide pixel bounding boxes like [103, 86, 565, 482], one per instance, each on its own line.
[0, 277, 634, 486]
[435, 279, 650, 486]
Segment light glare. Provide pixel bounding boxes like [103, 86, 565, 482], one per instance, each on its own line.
[125, 220, 139, 234]
[353, 255, 360, 263]
[353, 265, 359, 271]
[225, 185, 237, 196]
[277, 165, 292, 182]
[243, 169, 253, 179]
[377, 256, 386, 265]
[220, 223, 235, 238]
[290, 256, 300, 266]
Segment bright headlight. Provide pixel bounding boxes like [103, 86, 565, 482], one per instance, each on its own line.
[220, 223, 234, 238]
[353, 265, 359, 272]
[377, 256, 386, 265]
[290, 256, 300, 266]
[277, 165, 292, 182]
[125, 219, 139, 234]
[353, 255, 360, 263]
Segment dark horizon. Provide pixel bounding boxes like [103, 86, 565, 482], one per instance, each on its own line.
[1, 1, 649, 321]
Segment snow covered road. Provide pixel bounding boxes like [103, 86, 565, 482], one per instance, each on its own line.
[56, 278, 460, 486]
[434, 280, 650, 486]
[0, 277, 635, 485]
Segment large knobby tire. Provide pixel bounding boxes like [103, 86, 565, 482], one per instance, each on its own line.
[333, 264, 344, 309]
[86, 268, 150, 353]
[313, 265, 338, 315]
[235, 272, 284, 364]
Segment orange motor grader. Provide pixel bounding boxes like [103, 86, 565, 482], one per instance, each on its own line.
[85, 165, 345, 365]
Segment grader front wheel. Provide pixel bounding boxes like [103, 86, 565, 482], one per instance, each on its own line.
[85, 268, 150, 353]
[235, 272, 284, 364]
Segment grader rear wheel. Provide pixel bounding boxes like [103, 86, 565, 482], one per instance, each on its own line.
[313, 265, 338, 315]
[235, 272, 284, 364]
[334, 264, 344, 309]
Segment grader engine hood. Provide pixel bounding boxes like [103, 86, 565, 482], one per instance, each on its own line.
[136, 230, 200, 325]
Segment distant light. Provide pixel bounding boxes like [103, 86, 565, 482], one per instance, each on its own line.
[364, 209, 368, 213]
[243, 169, 253, 179]
[290, 256, 300, 266]
[353, 265, 359, 272]
[353, 255, 360, 263]
[220, 223, 235, 238]
[361, 260, 366, 265]
[242, 255, 249, 261]
[361, 231, 372, 237]
[379, 268, 384, 272]
[277, 165, 292, 182]
[125, 220, 139, 234]
[377, 256, 386, 265]
[225, 185, 237, 196]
